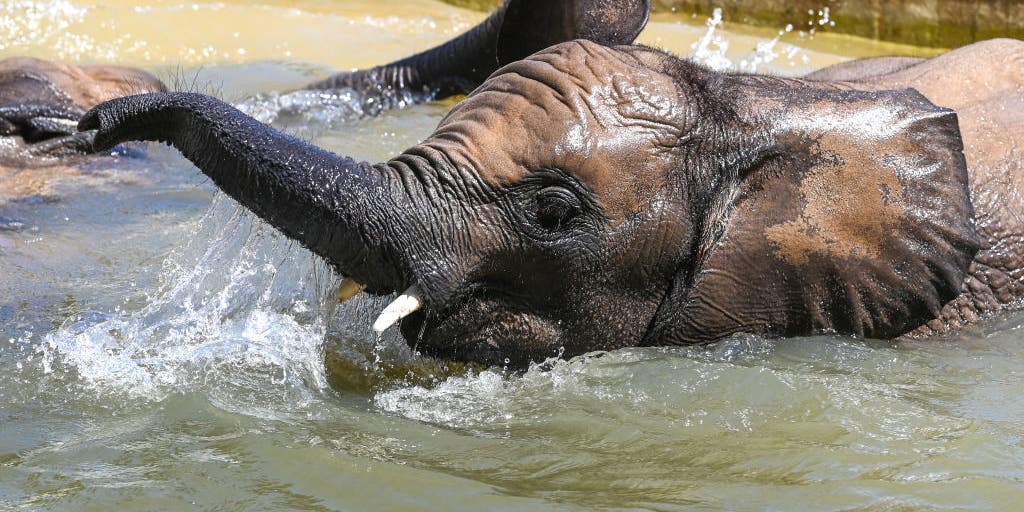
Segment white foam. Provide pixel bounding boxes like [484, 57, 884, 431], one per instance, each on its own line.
[39, 196, 336, 409]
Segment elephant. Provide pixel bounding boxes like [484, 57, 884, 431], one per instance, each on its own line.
[0, 57, 166, 163]
[0, 57, 166, 204]
[0, 0, 645, 164]
[75, 6, 1024, 367]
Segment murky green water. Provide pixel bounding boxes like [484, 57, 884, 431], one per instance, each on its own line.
[2, 1, 1024, 510]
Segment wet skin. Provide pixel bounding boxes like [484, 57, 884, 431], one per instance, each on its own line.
[0, 57, 165, 164]
[807, 39, 1024, 336]
[78, 36, 1024, 367]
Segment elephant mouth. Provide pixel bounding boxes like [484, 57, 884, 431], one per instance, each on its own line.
[395, 287, 562, 368]
[399, 310, 505, 367]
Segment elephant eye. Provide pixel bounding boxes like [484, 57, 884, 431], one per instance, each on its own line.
[535, 186, 581, 229]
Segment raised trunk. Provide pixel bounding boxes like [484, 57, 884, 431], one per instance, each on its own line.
[303, 0, 650, 104]
[79, 92, 414, 294]
[304, 4, 510, 99]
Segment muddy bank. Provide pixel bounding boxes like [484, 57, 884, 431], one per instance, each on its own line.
[442, 0, 1024, 48]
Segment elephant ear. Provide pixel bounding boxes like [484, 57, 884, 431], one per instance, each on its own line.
[497, 0, 650, 65]
[662, 85, 981, 343]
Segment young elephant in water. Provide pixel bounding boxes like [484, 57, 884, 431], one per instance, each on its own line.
[0, 57, 166, 163]
[78, 34, 1024, 367]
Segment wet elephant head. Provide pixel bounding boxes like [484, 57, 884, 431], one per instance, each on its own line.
[79, 40, 980, 367]
[0, 56, 165, 162]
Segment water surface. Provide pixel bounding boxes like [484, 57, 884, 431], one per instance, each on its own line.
[2, 1, 1023, 510]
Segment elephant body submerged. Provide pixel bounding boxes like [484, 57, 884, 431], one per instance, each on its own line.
[0, 57, 166, 204]
[75, 1, 1024, 367]
[0, 57, 165, 163]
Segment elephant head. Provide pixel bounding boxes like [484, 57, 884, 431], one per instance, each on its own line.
[80, 41, 980, 367]
[0, 57, 166, 161]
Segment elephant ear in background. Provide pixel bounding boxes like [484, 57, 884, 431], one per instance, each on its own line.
[650, 84, 981, 344]
[305, 0, 649, 106]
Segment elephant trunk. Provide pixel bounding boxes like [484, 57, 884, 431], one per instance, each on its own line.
[302, 0, 650, 111]
[305, 4, 509, 98]
[79, 92, 416, 294]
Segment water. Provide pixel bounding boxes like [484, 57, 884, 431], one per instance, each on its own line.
[2, 1, 1023, 510]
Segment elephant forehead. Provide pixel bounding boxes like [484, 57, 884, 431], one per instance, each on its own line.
[0, 57, 71, 106]
[425, 41, 687, 219]
[0, 57, 164, 109]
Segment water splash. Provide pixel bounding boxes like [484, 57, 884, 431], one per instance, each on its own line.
[688, 8, 821, 73]
[375, 368, 514, 428]
[690, 8, 734, 71]
[38, 196, 338, 409]
[240, 89, 361, 126]
[238, 86, 425, 131]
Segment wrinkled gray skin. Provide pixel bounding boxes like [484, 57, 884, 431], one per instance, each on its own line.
[806, 39, 1024, 336]
[79, 36, 1024, 368]
[0, 57, 165, 164]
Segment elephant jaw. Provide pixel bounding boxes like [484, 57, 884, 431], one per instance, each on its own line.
[338, 273, 559, 367]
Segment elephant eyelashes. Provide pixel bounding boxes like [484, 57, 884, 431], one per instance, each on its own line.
[535, 186, 581, 229]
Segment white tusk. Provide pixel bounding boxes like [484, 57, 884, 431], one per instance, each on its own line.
[336, 277, 366, 303]
[372, 286, 423, 332]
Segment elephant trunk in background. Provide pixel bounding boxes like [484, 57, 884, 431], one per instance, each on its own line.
[304, 3, 511, 98]
[79, 92, 420, 298]
[304, 0, 651, 101]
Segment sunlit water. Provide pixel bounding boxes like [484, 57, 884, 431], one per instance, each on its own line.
[2, 1, 1022, 510]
